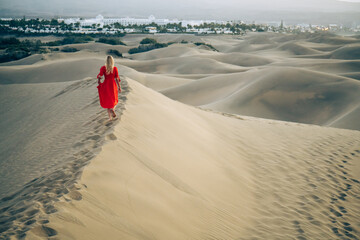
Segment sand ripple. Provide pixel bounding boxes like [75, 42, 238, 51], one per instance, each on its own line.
[0, 79, 129, 239]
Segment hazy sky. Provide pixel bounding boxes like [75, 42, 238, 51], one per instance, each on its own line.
[0, 0, 360, 24]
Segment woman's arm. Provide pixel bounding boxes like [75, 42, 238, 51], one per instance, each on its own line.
[115, 68, 121, 92]
[115, 77, 121, 92]
[97, 66, 104, 84]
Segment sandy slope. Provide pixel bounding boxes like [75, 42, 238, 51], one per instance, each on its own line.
[121, 55, 248, 75]
[42, 79, 360, 240]
[119, 32, 360, 130]
[130, 44, 203, 61]
[162, 67, 360, 128]
[0, 57, 104, 84]
[118, 65, 192, 91]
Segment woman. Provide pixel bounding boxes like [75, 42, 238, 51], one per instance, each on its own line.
[97, 56, 121, 120]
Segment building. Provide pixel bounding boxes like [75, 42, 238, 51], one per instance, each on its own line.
[81, 15, 104, 27]
[145, 26, 157, 33]
[60, 15, 225, 28]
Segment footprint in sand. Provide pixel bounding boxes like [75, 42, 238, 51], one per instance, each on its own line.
[31, 225, 58, 237]
[86, 134, 101, 141]
[25, 208, 40, 217]
[106, 133, 117, 140]
[68, 190, 82, 201]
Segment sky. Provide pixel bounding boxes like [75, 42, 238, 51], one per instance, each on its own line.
[0, 0, 359, 24]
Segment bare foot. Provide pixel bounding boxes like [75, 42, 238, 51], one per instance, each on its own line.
[110, 109, 117, 118]
[107, 109, 112, 120]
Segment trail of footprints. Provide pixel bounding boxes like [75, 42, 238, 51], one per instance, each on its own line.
[241, 132, 360, 240]
[0, 79, 129, 239]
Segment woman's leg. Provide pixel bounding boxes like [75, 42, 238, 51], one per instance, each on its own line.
[110, 108, 117, 118]
[107, 109, 112, 120]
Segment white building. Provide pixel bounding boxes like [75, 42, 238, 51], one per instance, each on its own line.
[64, 17, 80, 25]
[81, 14, 104, 27]
[105, 15, 170, 26]
[60, 15, 225, 28]
[145, 26, 157, 33]
[181, 20, 225, 27]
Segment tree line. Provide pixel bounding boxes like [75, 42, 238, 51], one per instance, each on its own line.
[0, 18, 269, 35]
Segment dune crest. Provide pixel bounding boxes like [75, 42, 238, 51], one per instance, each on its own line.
[45, 79, 360, 240]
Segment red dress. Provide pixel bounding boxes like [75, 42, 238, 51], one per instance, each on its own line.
[97, 66, 120, 108]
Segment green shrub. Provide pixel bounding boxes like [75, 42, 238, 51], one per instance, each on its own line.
[5, 46, 30, 53]
[0, 37, 21, 49]
[0, 37, 45, 62]
[61, 36, 89, 44]
[140, 38, 157, 44]
[97, 37, 126, 45]
[128, 42, 168, 54]
[194, 42, 218, 51]
[154, 42, 168, 48]
[46, 41, 60, 46]
[61, 47, 79, 52]
[107, 49, 123, 57]
[0, 49, 30, 63]
[45, 36, 94, 46]
[128, 45, 149, 54]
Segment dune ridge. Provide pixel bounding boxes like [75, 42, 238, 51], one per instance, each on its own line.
[46, 79, 360, 240]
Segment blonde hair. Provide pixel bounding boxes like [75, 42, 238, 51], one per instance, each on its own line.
[105, 55, 114, 74]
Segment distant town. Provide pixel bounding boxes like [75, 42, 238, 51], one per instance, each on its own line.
[1, 15, 359, 36]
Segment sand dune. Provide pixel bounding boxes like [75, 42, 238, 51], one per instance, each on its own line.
[304, 42, 343, 52]
[1, 32, 360, 239]
[121, 56, 248, 74]
[45, 79, 360, 240]
[118, 64, 192, 90]
[0, 42, 128, 68]
[278, 42, 322, 55]
[2, 32, 357, 128]
[196, 52, 273, 67]
[130, 44, 202, 61]
[330, 44, 360, 60]
[0, 54, 45, 66]
[245, 33, 275, 44]
[161, 70, 265, 105]
[63, 42, 130, 53]
[120, 32, 360, 131]
[195, 35, 241, 52]
[308, 60, 360, 74]
[308, 32, 359, 45]
[340, 72, 360, 80]
[162, 67, 360, 128]
[269, 58, 360, 74]
[0, 57, 104, 84]
[227, 41, 277, 53]
[165, 73, 216, 80]
[270, 33, 309, 43]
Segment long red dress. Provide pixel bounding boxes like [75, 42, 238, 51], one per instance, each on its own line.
[97, 66, 120, 108]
